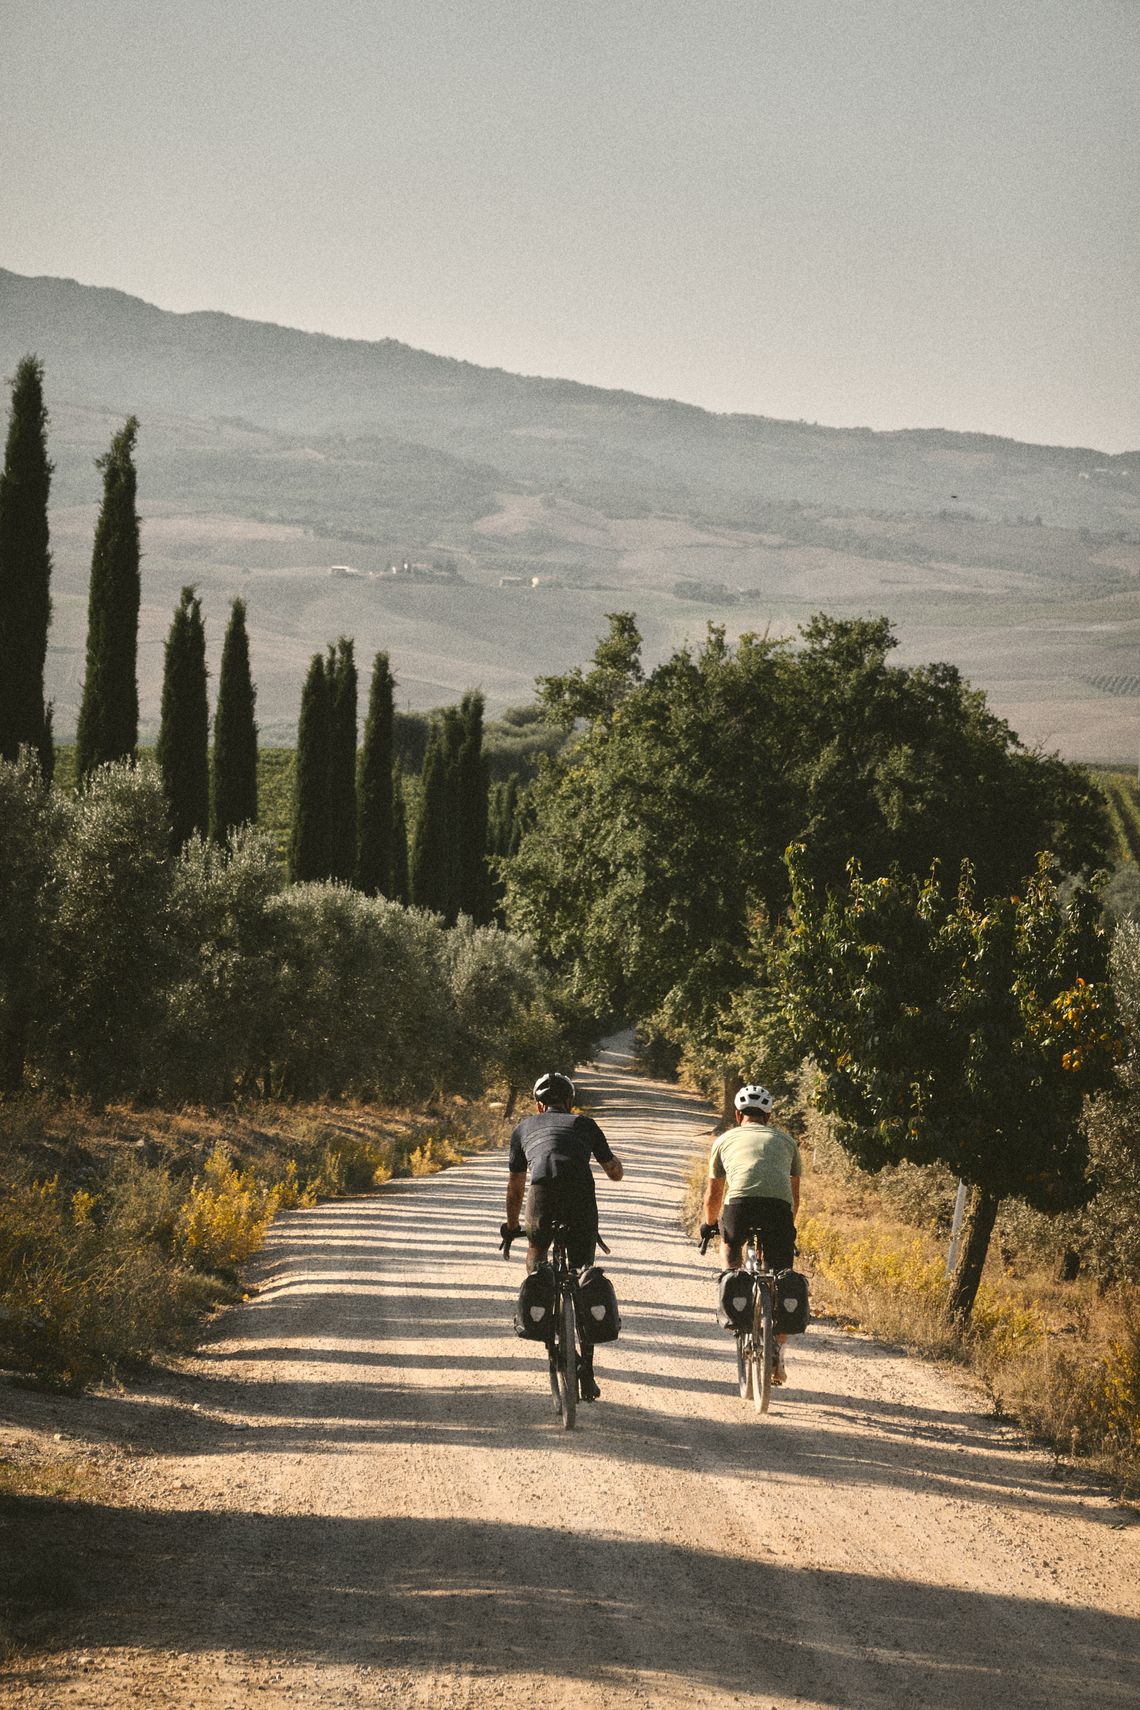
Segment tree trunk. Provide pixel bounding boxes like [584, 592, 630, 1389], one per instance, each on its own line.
[1054, 1248, 1082, 1283]
[946, 1186, 1000, 1324]
[721, 1071, 742, 1127]
[0, 1017, 26, 1095]
[504, 1084, 518, 1121]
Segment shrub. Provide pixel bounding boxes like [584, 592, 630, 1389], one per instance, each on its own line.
[157, 828, 285, 1100]
[43, 763, 173, 1101]
[267, 886, 455, 1100]
[0, 756, 65, 1090]
[303, 1131, 394, 1196]
[175, 1145, 280, 1273]
[408, 1135, 464, 1176]
[0, 1172, 196, 1384]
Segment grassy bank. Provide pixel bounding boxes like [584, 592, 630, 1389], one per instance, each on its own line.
[682, 1135, 1140, 1495]
[0, 1095, 502, 1389]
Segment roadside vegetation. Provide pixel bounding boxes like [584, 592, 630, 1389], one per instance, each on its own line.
[682, 1055, 1140, 1492]
[0, 1095, 494, 1389]
[0, 752, 589, 1387]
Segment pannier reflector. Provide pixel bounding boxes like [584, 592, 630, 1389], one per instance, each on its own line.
[590, 1304, 606, 1319]
[529, 1306, 546, 1321]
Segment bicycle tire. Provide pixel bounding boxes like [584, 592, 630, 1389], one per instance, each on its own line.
[556, 1287, 577, 1429]
[754, 1284, 773, 1415]
[735, 1330, 754, 1400]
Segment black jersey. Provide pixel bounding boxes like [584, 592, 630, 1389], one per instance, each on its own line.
[507, 1110, 614, 1187]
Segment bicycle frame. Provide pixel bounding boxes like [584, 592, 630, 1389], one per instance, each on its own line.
[546, 1224, 581, 1430]
[502, 1217, 586, 1429]
[735, 1237, 777, 1415]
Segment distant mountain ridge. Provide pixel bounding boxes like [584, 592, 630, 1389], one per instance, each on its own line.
[2, 267, 1134, 522]
[2, 265, 1139, 760]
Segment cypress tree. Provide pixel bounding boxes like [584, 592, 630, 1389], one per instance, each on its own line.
[0, 356, 53, 767]
[290, 651, 332, 882]
[456, 691, 490, 922]
[410, 724, 451, 914]
[211, 597, 258, 843]
[441, 704, 466, 921]
[75, 417, 141, 778]
[357, 650, 396, 894]
[156, 586, 210, 849]
[327, 636, 357, 883]
[390, 763, 410, 903]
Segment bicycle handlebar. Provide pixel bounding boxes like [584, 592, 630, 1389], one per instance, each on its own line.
[499, 1222, 523, 1258]
[698, 1220, 719, 1255]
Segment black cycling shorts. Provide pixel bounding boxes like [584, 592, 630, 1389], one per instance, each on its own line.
[525, 1179, 598, 1269]
[720, 1196, 795, 1272]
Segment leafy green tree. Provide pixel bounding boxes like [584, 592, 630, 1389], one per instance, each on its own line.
[784, 849, 1122, 1319]
[158, 827, 283, 1101]
[0, 755, 65, 1091]
[45, 762, 173, 1103]
[327, 636, 357, 883]
[357, 650, 396, 895]
[504, 612, 1109, 1077]
[289, 652, 332, 882]
[211, 597, 258, 843]
[75, 417, 141, 778]
[156, 587, 209, 850]
[0, 356, 53, 770]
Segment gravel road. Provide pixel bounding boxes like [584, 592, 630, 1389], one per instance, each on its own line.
[4, 1038, 1139, 1710]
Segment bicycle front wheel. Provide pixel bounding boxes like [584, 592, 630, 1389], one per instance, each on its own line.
[556, 1288, 577, 1430]
[754, 1285, 773, 1415]
[735, 1330, 754, 1400]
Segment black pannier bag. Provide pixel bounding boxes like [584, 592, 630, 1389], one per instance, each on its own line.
[773, 1269, 810, 1335]
[717, 1268, 755, 1331]
[576, 1266, 621, 1344]
[514, 1264, 557, 1341]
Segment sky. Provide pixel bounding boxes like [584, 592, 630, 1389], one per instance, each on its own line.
[4, 0, 1138, 450]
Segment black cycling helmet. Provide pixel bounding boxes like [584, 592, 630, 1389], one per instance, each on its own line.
[734, 1083, 775, 1115]
[533, 1071, 575, 1107]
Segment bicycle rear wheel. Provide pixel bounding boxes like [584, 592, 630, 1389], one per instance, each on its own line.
[735, 1330, 754, 1400]
[555, 1289, 577, 1429]
[754, 1285, 773, 1415]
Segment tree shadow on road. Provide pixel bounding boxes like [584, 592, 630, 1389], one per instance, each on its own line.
[2, 1504, 1135, 1710]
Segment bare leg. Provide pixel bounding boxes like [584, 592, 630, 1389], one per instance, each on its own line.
[526, 1242, 548, 1274]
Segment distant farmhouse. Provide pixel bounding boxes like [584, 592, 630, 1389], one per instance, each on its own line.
[329, 559, 462, 583]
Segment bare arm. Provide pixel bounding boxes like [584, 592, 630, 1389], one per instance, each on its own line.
[506, 1170, 527, 1228]
[601, 1155, 623, 1181]
[703, 1175, 726, 1226]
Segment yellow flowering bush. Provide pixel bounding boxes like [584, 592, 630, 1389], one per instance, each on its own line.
[176, 1145, 281, 1272]
[409, 1135, 464, 1176]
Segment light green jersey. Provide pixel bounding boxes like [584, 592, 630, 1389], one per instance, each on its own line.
[709, 1122, 802, 1206]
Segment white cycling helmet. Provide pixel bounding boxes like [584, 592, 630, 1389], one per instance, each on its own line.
[533, 1071, 575, 1107]
[734, 1083, 775, 1115]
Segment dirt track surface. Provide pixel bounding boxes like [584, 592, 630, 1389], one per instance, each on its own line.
[4, 1038, 1139, 1709]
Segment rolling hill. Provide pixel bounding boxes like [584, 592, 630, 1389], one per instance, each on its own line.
[2, 265, 1139, 754]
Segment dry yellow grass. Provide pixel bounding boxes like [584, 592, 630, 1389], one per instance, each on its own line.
[0, 1094, 505, 1386]
[681, 1145, 1140, 1493]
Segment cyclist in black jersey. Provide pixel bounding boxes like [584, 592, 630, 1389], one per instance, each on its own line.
[502, 1071, 624, 1399]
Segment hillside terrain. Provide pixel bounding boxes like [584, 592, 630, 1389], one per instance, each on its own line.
[3, 267, 1139, 754]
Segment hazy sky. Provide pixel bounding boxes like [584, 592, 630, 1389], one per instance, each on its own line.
[4, 0, 1138, 449]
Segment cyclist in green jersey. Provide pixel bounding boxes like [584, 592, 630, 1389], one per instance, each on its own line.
[702, 1084, 801, 1384]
